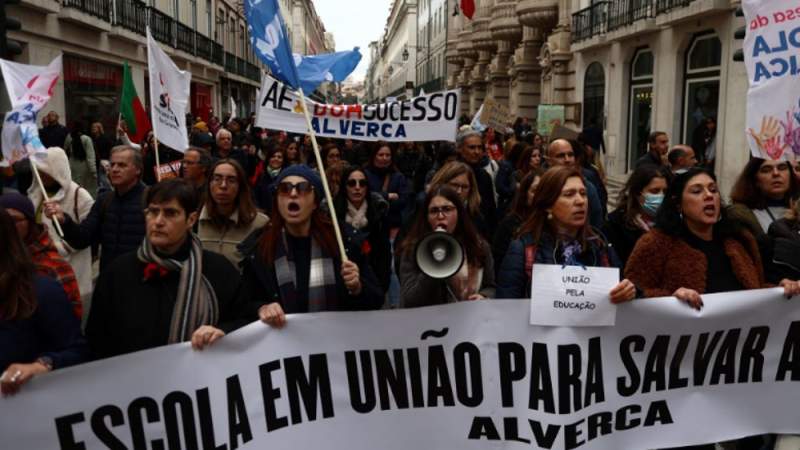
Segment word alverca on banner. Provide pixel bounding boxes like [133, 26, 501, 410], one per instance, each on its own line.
[3, 290, 800, 450]
[256, 74, 461, 142]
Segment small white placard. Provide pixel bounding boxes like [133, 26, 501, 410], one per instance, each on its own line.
[530, 264, 620, 327]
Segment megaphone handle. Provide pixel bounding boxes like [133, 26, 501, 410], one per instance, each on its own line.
[445, 283, 459, 302]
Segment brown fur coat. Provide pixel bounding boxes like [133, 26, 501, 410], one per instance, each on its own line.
[625, 229, 767, 298]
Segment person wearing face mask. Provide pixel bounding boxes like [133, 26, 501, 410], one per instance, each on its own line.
[398, 186, 495, 306]
[240, 165, 384, 328]
[492, 171, 542, 276]
[496, 166, 636, 301]
[603, 165, 670, 270]
[622, 167, 800, 450]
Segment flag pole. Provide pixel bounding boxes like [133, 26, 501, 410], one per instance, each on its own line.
[296, 87, 348, 262]
[153, 136, 162, 182]
[30, 159, 64, 237]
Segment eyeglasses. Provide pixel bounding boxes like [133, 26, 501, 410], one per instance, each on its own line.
[211, 175, 239, 186]
[447, 182, 470, 193]
[277, 181, 314, 195]
[347, 179, 367, 188]
[144, 206, 184, 220]
[428, 205, 456, 217]
[181, 159, 198, 166]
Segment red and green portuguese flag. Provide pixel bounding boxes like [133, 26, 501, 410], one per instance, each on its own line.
[119, 61, 151, 144]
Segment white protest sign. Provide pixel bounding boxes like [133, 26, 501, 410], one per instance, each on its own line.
[147, 28, 190, 152]
[0, 55, 62, 166]
[255, 74, 460, 142]
[531, 264, 619, 326]
[3, 291, 800, 449]
[743, 0, 800, 160]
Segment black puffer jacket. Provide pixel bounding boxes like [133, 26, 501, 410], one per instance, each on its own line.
[61, 182, 147, 272]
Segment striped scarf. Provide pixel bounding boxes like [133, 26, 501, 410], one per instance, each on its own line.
[274, 230, 338, 312]
[137, 234, 219, 343]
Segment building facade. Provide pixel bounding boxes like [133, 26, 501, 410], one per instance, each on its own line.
[415, 0, 448, 95]
[365, 0, 419, 102]
[6, 0, 333, 141]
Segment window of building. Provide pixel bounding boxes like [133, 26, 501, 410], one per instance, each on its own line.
[683, 32, 721, 165]
[63, 55, 122, 139]
[229, 17, 236, 51]
[583, 62, 605, 131]
[173, 0, 179, 19]
[216, 8, 225, 41]
[206, 0, 211, 36]
[240, 24, 246, 57]
[627, 48, 654, 170]
[191, 0, 197, 29]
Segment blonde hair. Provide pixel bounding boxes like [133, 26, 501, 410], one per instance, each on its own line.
[428, 161, 481, 216]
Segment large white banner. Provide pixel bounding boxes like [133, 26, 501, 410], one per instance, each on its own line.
[743, 0, 800, 160]
[147, 28, 190, 152]
[256, 74, 460, 142]
[2, 290, 800, 449]
[0, 55, 62, 166]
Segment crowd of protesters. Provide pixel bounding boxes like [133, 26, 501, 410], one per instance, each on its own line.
[2, 109, 800, 450]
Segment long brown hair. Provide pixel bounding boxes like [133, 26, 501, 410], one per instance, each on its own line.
[257, 188, 339, 263]
[0, 207, 36, 320]
[730, 157, 799, 209]
[399, 186, 487, 268]
[516, 166, 598, 248]
[205, 159, 258, 227]
[428, 161, 481, 216]
[508, 171, 542, 221]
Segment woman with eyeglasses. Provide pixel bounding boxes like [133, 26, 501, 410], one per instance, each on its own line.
[428, 161, 489, 239]
[397, 186, 495, 307]
[197, 159, 269, 269]
[727, 158, 799, 242]
[240, 165, 384, 328]
[496, 166, 635, 301]
[334, 166, 392, 293]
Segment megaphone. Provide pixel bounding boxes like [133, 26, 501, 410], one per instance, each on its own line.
[415, 227, 465, 279]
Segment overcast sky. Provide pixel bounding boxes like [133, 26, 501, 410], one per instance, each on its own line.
[312, 0, 394, 81]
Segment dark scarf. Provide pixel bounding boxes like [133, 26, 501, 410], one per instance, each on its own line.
[274, 230, 338, 312]
[137, 234, 219, 343]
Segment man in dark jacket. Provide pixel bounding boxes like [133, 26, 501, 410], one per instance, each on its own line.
[634, 131, 669, 169]
[86, 178, 246, 359]
[44, 145, 147, 272]
[457, 129, 497, 230]
[39, 111, 69, 149]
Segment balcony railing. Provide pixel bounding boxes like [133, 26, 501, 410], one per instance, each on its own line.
[608, 0, 655, 31]
[62, 0, 111, 21]
[114, 0, 147, 34]
[225, 52, 237, 73]
[196, 33, 212, 61]
[246, 63, 261, 82]
[656, 0, 694, 14]
[237, 57, 246, 77]
[573, 1, 609, 42]
[149, 7, 174, 46]
[176, 22, 195, 54]
[212, 42, 224, 66]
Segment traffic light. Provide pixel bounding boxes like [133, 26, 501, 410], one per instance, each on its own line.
[733, 6, 745, 62]
[0, 0, 22, 59]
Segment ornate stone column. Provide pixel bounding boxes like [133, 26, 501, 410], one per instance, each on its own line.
[470, 2, 495, 114]
[456, 22, 478, 116]
[515, 0, 559, 122]
[489, 0, 522, 111]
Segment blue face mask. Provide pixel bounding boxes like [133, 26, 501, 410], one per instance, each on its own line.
[641, 193, 664, 217]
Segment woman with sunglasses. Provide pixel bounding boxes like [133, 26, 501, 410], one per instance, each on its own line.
[240, 165, 384, 327]
[397, 186, 495, 307]
[334, 167, 391, 293]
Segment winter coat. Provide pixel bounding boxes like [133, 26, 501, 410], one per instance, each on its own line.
[197, 207, 269, 269]
[64, 134, 98, 197]
[462, 159, 498, 230]
[767, 218, 800, 282]
[238, 228, 384, 313]
[364, 167, 411, 229]
[602, 209, 646, 271]
[496, 229, 620, 299]
[334, 192, 392, 293]
[398, 239, 496, 307]
[625, 229, 766, 298]
[86, 242, 246, 360]
[39, 123, 68, 149]
[491, 213, 522, 277]
[61, 182, 147, 272]
[1, 276, 90, 372]
[28, 147, 95, 307]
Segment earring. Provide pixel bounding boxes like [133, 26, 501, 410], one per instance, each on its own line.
[679, 211, 683, 221]
[547, 211, 553, 220]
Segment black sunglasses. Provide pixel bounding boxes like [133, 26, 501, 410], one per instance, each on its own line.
[347, 179, 367, 188]
[276, 181, 314, 195]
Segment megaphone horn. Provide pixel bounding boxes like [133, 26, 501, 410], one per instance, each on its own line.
[415, 227, 465, 279]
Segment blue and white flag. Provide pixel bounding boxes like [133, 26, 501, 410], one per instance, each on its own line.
[295, 48, 362, 94]
[245, 0, 301, 90]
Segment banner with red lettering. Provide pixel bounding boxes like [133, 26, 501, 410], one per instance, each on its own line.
[2, 290, 800, 449]
[255, 74, 460, 142]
